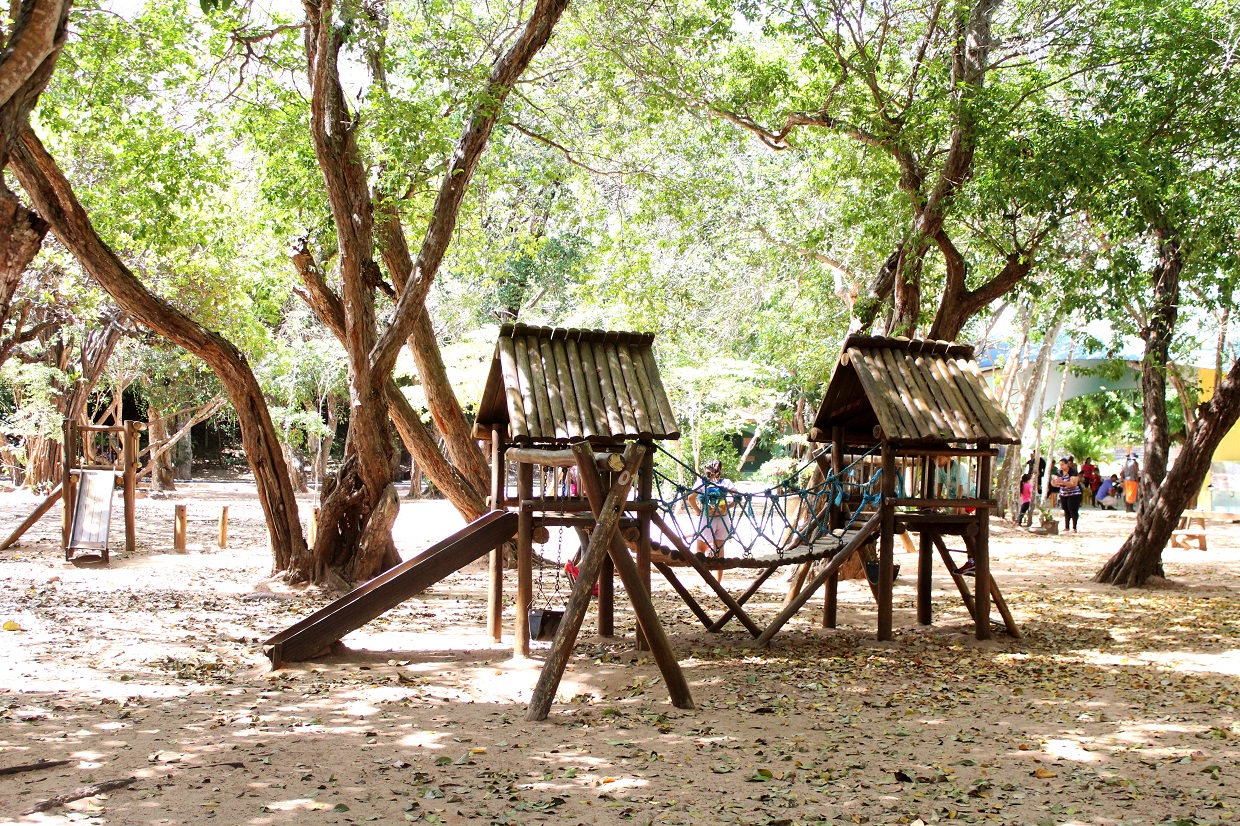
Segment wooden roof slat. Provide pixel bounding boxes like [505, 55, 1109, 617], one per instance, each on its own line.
[878, 346, 936, 442]
[537, 338, 569, 440]
[604, 343, 640, 435]
[617, 345, 654, 437]
[476, 323, 679, 442]
[578, 340, 611, 437]
[929, 356, 987, 441]
[564, 339, 597, 438]
[550, 338, 583, 439]
[812, 334, 1018, 446]
[497, 338, 529, 440]
[901, 352, 953, 440]
[867, 349, 923, 440]
[954, 358, 1013, 441]
[962, 359, 1019, 441]
[591, 340, 627, 436]
[912, 354, 970, 441]
[640, 348, 680, 437]
[515, 336, 546, 440]
[849, 354, 904, 440]
[524, 337, 556, 440]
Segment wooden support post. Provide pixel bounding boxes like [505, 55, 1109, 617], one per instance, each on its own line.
[527, 443, 680, 721]
[1, 485, 63, 551]
[61, 418, 75, 553]
[598, 555, 615, 637]
[567, 441, 692, 713]
[917, 531, 933, 625]
[636, 444, 654, 651]
[173, 504, 187, 553]
[708, 567, 777, 632]
[932, 534, 978, 619]
[824, 427, 844, 628]
[488, 428, 506, 643]
[653, 562, 714, 629]
[754, 510, 883, 647]
[823, 572, 838, 629]
[515, 461, 534, 658]
[877, 440, 895, 642]
[218, 506, 229, 550]
[916, 456, 934, 625]
[122, 421, 139, 554]
[975, 447, 993, 641]
[649, 513, 764, 637]
[309, 507, 320, 547]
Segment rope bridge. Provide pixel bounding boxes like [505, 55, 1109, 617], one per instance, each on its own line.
[651, 443, 896, 569]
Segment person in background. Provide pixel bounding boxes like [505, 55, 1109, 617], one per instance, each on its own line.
[688, 459, 734, 580]
[1096, 474, 1120, 509]
[1051, 457, 1083, 532]
[1018, 472, 1034, 526]
[1122, 453, 1141, 512]
[935, 454, 966, 500]
[1080, 457, 1099, 506]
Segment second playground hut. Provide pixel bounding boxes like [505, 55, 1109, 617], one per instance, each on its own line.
[806, 334, 1022, 640]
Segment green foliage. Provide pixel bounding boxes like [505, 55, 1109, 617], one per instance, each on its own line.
[0, 361, 67, 442]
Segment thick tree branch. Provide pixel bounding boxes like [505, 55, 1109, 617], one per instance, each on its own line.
[370, 0, 571, 381]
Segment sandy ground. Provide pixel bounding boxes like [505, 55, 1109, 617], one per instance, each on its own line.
[1, 483, 1240, 825]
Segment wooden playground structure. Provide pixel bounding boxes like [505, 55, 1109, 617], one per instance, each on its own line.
[1, 419, 143, 562]
[266, 325, 1023, 720]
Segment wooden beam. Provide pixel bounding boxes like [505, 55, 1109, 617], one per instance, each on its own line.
[877, 441, 895, 641]
[505, 446, 624, 470]
[515, 462, 534, 657]
[525, 444, 644, 721]
[649, 512, 764, 637]
[0, 484, 61, 550]
[488, 427, 505, 643]
[752, 510, 883, 647]
[572, 442, 692, 711]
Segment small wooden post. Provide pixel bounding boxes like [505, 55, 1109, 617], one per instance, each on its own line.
[823, 428, 844, 628]
[308, 507, 320, 547]
[61, 419, 75, 553]
[488, 427, 506, 643]
[173, 504, 187, 553]
[877, 440, 895, 642]
[635, 444, 654, 650]
[218, 506, 229, 550]
[515, 461, 534, 658]
[122, 421, 140, 554]
[974, 445, 993, 641]
[597, 555, 615, 637]
[917, 456, 934, 625]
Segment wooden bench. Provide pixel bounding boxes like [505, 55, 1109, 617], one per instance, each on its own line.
[1170, 510, 1209, 550]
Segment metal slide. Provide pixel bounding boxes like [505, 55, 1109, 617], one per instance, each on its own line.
[264, 510, 519, 666]
[68, 471, 116, 560]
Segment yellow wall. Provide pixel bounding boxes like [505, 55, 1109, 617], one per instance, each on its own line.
[1200, 367, 1240, 463]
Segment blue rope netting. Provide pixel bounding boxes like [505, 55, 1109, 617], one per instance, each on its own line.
[652, 443, 904, 559]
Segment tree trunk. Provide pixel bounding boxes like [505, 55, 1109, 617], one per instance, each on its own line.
[172, 410, 192, 481]
[1097, 357, 1240, 586]
[292, 0, 568, 586]
[406, 461, 422, 500]
[1095, 222, 1185, 586]
[284, 442, 308, 493]
[11, 125, 309, 571]
[147, 408, 176, 492]
[1134, 227, 1182, 518]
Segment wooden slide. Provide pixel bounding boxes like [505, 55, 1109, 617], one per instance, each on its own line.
[264, 510, 519, 666]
